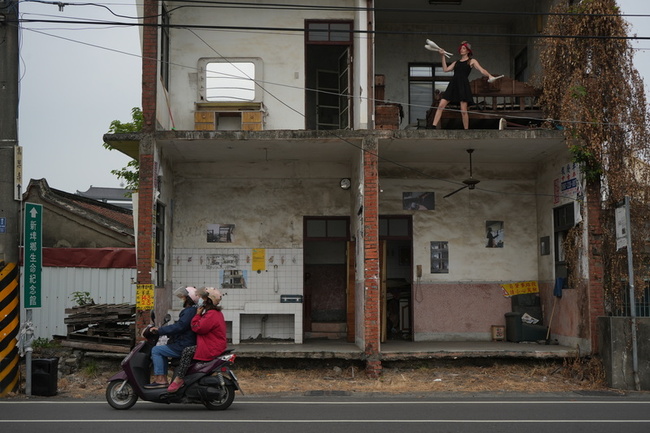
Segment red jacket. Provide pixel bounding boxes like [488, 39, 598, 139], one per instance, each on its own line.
[191, 309, 227, 361]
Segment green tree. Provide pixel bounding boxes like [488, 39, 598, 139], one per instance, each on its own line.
[103, 107, 142, 192]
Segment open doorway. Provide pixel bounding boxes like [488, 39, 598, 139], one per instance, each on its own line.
[380, 216, 413, 341]
[303, 217, 351, 340]
[305, 20, 352, 130]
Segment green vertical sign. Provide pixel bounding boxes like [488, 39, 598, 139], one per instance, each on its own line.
[23, 202, 42, 308]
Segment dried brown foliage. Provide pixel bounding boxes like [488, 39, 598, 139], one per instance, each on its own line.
[540, 0, 650, 308]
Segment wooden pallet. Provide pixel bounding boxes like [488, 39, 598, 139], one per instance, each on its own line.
[63, 303, 136, 351]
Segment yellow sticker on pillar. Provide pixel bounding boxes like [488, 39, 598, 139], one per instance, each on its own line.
[252, 248, 265, 272]
[501, 281, 539, 297]
[136, 284, 155, 310]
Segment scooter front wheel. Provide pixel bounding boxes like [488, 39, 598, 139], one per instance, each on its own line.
[203, 384, 235, 410]
[106, 380, 138, 410]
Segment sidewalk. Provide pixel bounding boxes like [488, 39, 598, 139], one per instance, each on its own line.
[232, 339, 577, 361]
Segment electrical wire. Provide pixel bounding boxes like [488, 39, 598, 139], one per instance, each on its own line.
[13, 3, 647, 201]
[11, 21, 631, 201]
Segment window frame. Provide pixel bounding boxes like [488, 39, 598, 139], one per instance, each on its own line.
[160, 5, 170, 90]
[553, 202, 575, 289]
[155, 202, 165, 288]
[305, 20, 353, 45]
[198, 57, 264, 103]
[407, 62, 452, 124]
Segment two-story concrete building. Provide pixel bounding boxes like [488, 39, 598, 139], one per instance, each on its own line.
[105, 0, 604, 374]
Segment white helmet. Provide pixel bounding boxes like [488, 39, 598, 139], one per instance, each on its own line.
[173, 286, 200, 303]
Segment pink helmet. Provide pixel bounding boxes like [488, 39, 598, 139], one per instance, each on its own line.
[173, 286, 200, 303]
[198, 287, 222, 305]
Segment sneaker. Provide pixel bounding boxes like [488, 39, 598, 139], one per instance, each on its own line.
[167, 380, 184, 393]
[144, 382, 168, 389]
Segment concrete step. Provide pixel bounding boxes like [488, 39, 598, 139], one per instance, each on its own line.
[311, 322, 347, 333]
[305, 331, 347, 340]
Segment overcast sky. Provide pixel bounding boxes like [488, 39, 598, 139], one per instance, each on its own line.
[16, 1, 650, 194]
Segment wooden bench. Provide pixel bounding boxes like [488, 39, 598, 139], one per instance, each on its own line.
[425, 77, 544, 129]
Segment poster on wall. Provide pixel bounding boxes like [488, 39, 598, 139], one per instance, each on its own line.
[207, 223, 235, 243]
[485, 220, 504, 248]
[219, 270, 248, 289]
[402, 192, 435, 210]
[206, 254, 239, 269]
[252, 248, 266, 271]
[554, 162, 582, 204]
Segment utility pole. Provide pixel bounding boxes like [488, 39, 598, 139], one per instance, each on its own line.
[0, 0, 22, 397]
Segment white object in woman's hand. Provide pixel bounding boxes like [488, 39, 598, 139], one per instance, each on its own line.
[488, 75, 504, 83]
[424, 39, 452, 58]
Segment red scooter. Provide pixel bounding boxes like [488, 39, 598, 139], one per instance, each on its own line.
[106, 314, 242, 410]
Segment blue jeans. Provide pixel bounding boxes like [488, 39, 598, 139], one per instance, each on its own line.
[151, 344, 182, 376]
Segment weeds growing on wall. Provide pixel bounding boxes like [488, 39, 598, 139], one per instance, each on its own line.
[539, 0, 650, 311]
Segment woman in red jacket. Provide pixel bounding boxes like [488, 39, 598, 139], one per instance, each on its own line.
[167, 287, 227, 393]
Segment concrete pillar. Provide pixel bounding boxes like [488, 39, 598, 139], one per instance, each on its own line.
[0, 0, 21, 396]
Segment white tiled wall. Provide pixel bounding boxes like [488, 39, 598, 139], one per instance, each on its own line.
[172, 248, 303, 342]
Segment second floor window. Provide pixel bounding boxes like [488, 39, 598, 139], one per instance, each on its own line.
[408, 63, 452, 124]
[199, 58, 263, 103]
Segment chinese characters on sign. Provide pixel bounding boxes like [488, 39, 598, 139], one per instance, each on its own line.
[501, 281, 539, 297]
[136, 284, 155, 310]
[23, 203, 42, 308]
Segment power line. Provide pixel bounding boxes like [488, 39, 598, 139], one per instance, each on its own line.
[24, 0, 650, 19]
[14, 15, 650, 41]
[15, 5, 644, 200]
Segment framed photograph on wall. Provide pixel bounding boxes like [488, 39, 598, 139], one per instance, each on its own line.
[485, 221, 504, 248]
[403, 192, 435, 210]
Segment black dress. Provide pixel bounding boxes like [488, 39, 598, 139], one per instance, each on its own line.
[442, 60, 474, 104]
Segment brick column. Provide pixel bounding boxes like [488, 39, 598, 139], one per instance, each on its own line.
[142, 0, 158, 133]
[135, 136, 155, 335]
[586, 179, 605, 353]
[363, 136, 381, 377]
[136, 0, 158, 334]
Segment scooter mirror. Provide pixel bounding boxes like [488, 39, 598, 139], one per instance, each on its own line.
[151, 311, 156, 323]
[164, 313, 172, 324]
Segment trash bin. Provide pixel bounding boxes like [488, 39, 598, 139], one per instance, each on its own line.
[32, 357, 58, 396]
[504, 312, 523, 342]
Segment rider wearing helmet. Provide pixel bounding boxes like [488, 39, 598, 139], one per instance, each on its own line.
[167, 286, 227, 393]
[145, 286, 199, 388]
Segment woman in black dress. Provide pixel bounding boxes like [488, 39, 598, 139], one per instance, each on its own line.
[431, 41, 497, 130]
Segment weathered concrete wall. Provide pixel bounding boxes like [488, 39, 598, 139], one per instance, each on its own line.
[166, 1, 354, 131]
[413, 283, 511, 341]
[599, 316, 650, 390]
[379, 161, 537, 340]
[535, 150, 589, 350]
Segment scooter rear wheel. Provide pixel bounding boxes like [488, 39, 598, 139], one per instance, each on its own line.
[106, 380, 138, 410]
[203, 384, 235, 410]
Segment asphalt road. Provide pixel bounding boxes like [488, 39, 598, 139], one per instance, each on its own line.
[2, 394, 650, 433]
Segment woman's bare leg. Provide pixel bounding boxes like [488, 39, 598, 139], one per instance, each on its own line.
[460, 101, 469, 129]
[432, 99, 449, 128]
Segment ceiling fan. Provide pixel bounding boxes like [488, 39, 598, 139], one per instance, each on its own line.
[443, 149, 481, 198]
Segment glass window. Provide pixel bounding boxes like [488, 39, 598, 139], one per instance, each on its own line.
[408, 63, 453, 124]
[155, 203, 165, 287]
[305, 217, 349, 239]
[379, 216, 411, 238]
[430, 241, 449, 274]
[306, 21, 352, 43]
[205, 62, 256, 102]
